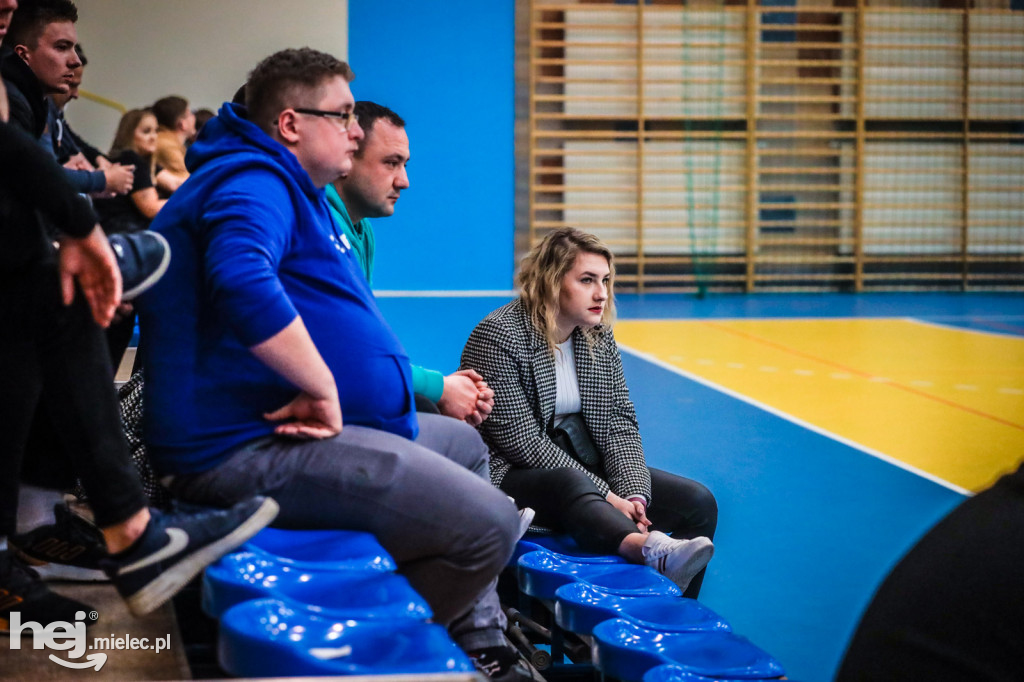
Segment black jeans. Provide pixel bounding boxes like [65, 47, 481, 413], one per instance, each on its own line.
[500, 466, 718, 598]
[0, 258, 147, 535]
[105, 308, 136, 372]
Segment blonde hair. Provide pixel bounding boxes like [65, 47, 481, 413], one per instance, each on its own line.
[517, 228, 616, 353]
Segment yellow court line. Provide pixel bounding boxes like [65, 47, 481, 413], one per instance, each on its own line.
[616, 318, 1024, 493]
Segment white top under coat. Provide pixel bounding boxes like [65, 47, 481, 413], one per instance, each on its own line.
[553, 337, 581, 425]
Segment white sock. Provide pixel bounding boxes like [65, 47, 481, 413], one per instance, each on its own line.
[15, 485, 63, 534]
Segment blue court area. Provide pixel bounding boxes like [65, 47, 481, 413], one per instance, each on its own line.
[379, 292, 1023, 682]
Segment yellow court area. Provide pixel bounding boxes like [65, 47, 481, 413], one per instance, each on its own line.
[615, 319, 1024, 493]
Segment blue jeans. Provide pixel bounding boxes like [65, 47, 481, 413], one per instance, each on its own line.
[169, 413, 516, 650]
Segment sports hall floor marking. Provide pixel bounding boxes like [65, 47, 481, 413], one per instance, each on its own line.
[615, 318, 1024, 493]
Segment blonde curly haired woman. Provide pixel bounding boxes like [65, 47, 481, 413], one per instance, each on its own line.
[462, 228, 717, 596]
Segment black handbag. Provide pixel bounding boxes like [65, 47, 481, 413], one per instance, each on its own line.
[548, 413, 602, 472]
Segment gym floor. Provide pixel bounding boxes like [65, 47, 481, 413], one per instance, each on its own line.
[379, 291, 1024, 682]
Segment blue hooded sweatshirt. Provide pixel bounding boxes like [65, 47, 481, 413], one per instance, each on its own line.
[138, 102, 417, 476]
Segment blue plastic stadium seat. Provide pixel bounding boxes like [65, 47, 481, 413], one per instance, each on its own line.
[202, 556, 431, 620]
[554, 582, 731, 637]
[510, 539, 547, 566]
[644, 662, 785, 682]
[510, 537, 626, 567]
[218, 598, 473, 678]
[243, 527, 396, 571]
[203, 528, 406, 619]
[592, 619, 786, 682]
[517, 549, 679, 601]
[522, 531, 627, 559]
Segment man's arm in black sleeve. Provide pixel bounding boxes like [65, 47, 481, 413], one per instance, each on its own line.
[0, 121, 98, 238]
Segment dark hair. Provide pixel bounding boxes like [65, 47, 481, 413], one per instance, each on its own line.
[151, 95, 190, 130]
[74, 41, 86, 66]
[6, 0, 78, 49]
[193, 108, 215, 133]
[354, 101, 405, 157]
[245, 48, 354, 135]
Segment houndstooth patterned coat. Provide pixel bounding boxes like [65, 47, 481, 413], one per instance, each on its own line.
[460, 298, 651, 503]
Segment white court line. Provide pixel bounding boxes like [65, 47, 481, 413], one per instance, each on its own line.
[903, 316, 1024, 340]
[925, 314, 1024, 322]
[374, 290, 516, 298]
[620, 313, 1024, 328]
[619, 344, 972, 497]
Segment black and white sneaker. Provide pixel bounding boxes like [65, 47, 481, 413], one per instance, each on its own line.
[9, 503, 108, 582]
[100, 496, 278, 616]
[108, 231, 170, 300]
[0, 550, 96, 633]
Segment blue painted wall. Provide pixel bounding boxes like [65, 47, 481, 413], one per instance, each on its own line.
[348, 1, 515, 291]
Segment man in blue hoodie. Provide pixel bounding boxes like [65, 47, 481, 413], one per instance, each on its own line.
[138, 48, 524, 678]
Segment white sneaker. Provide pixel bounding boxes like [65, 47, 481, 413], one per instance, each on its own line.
[516, 508, 536, 539]
[507, 497, 536, 539]
[641, 531, 714, 591]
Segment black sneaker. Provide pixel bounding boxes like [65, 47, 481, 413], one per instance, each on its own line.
[0, 550, 96, 633]
[10, 503, 108, 581]
[108, 231, 170, 300]
[468, 645, 535, 682]
[99, 496, 279, 616]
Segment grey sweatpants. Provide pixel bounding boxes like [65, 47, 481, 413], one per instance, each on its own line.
[169, 413, 516, 650]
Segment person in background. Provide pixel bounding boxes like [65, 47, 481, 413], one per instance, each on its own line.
[191, 106, 214, 143]
[328, 100, 493, 424]
[150, 94, 194, 191]
[138, 48, 528, 681]
[50, 43, 112, 177]
[95, 108, 166, 234]
[1, 1, 132, 196]
[462, 228, 718, 597]
[93, 107, 170, 368]
[0, 0, 278, 629]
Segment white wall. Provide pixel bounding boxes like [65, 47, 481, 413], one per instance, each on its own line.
[66, 0, 347, 151]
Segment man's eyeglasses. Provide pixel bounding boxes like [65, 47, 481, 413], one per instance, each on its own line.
[293, 108, 359, 131]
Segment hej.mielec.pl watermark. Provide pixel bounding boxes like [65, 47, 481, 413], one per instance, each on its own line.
[7, 610, 171, 671]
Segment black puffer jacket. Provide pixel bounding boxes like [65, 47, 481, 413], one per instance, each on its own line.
[1, 47, 48, 140]
[0, 120, 96, 271]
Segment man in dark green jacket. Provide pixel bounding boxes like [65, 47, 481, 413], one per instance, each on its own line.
[328, 100, 495, 425]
